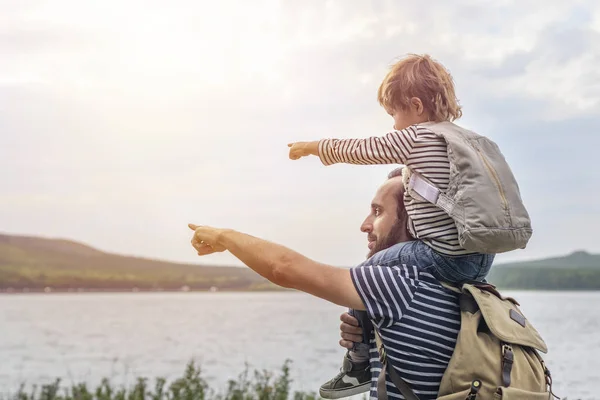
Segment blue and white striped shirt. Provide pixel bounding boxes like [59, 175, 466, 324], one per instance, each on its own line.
[351, 262, 460, 399]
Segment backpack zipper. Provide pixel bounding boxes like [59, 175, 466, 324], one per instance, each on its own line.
[476, 147, 508, 211]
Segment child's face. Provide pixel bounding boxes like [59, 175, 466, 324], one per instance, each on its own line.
[391, 109, 414, 131]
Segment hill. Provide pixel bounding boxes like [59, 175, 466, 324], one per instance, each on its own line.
[0, 233, 276, 292]
[2, 233, 599, 292]
[488, 251, 600, 290]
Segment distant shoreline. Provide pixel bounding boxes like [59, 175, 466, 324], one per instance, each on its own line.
[0, 286, 290, 294]
[1, 287, 598, 294]
[3, 233, 599, 292]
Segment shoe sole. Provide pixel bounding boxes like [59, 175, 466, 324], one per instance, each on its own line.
[319, 381, 371, 399]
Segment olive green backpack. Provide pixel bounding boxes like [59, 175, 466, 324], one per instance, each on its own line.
[374, 282, 559, 400]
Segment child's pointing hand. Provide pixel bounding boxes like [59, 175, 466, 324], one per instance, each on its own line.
[288, 141, 320, 160]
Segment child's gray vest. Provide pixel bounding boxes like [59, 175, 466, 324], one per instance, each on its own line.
[407, 121, 532, 254]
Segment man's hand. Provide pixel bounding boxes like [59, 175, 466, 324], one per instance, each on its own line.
[188, 224, 228, 255]
[288, 141, 320, 160]
[339, 312, 363, 349]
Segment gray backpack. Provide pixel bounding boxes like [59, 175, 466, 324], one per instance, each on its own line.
[406, 121, 532, 254]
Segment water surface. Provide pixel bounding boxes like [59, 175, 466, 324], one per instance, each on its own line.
[1, 291, 598, 399]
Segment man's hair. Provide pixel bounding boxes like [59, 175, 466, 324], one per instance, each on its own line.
[377, 54, 462, 122]
[387, 168, 407, 223]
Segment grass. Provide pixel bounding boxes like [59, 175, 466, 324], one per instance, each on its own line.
[1, 360, 576, 400]
[3, 360, 322, 400]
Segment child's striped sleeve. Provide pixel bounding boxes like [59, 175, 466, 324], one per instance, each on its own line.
[317, 126, 417, 166]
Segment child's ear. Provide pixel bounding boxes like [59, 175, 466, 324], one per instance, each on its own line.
[410, 97, 424, 115]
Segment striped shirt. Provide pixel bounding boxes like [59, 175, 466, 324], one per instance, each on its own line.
[351, 261, 460, 400]
[318, 123, 471, 255]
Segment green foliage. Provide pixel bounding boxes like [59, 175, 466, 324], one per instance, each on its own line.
[3, 361, 320, 400]
[486, 250, 600, 290]
[488, 267, 600, 290]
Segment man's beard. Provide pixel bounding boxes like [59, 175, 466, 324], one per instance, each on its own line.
[367, 219, 405, 259]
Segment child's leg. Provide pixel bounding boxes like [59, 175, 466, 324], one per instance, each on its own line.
[392, 240, 495, 284]
[347, 309, 372, 362]
[421, 242, 496, 284]
[319, 310, 372, 399]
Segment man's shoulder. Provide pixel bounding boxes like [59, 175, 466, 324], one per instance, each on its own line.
[351, 257, 450, 302]
[352, 260, 459, 334]
[351, 262, 419, 284]
[353, 260, 460, 299]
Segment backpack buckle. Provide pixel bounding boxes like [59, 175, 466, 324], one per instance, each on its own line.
[502, 344, 514, 362]
[467, 380, 481, 400]
[501, 344, 514, 387]
[378, 345, 387, 363]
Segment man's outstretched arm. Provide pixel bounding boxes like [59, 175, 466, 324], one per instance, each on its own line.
[189, 224, 366, 311]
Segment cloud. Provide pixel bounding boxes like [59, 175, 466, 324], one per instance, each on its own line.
[1, 0, 598, 267]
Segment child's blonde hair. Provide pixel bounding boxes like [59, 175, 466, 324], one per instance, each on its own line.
[377, 54, 462, 122]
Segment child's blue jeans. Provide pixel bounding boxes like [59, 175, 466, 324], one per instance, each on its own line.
[349, 240, 494, 352]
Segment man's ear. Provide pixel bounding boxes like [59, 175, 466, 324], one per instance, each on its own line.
[410, 97, 424, 115]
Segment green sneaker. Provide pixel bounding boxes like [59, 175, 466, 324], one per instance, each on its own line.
[319, 352, 371, 399]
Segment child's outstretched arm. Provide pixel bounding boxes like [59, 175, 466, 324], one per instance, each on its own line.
[288, 126, 417, 166]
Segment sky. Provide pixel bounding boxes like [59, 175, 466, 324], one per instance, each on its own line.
[1, 0, 599, 268]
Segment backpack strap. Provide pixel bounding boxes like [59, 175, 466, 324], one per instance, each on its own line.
[501, 343, 514, 387]
[408, 172, 455, 216]
[532, 350, 561, 399]
[374, 328, 420, 400]
[440, 281, 462, 294]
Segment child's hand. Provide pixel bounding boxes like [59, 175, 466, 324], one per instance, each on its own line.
[288, 141, 319, 160]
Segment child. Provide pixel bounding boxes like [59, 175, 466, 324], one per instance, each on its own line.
[288, 54, 498, 398]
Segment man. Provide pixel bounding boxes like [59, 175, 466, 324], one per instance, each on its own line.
[189, 168, 461, 400]
[319, 167, 414, 398]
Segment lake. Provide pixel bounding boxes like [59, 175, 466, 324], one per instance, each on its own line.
[1, 291, 598, 399]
